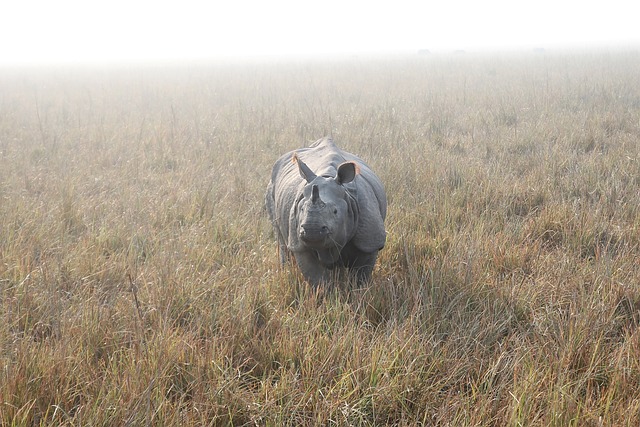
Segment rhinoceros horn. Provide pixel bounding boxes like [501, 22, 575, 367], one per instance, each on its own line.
[311, 184, 321, 204]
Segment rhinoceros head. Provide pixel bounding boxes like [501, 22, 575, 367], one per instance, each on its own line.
[292, 153, 359, 250]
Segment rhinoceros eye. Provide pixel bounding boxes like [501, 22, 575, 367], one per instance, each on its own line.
[333, 208, 338, 215]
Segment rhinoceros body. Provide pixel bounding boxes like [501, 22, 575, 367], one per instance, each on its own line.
[265, 137, 387, 286]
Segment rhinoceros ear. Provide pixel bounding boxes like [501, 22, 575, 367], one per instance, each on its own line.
[336, 161, 359, 185]
[292, 153, 317, 183]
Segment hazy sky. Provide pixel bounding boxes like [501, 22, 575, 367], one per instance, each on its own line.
[2, 0, 638, 64]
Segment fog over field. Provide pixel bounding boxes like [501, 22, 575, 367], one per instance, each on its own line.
[1, 49, 639, 424]
[3, 0, 638, 64]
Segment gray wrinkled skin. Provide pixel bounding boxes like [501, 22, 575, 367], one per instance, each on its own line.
[265, 137, 387, 286]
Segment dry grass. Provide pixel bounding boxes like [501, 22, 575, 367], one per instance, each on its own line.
[1, 49, 639, 425]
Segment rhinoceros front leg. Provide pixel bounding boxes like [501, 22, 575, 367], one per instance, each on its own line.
[293, 250, 332, 287]
[351, 252, 378, 284]
[342, 245, 379, 285]
[278, 239, 290, 265]
[273, 229, 291, 266]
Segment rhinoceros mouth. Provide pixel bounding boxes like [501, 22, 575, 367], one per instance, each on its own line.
[299, 225, 331, 246]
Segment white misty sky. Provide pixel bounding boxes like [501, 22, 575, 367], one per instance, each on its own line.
[1, 0, 638, 64]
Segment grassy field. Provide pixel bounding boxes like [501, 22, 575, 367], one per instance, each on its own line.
[1, 49, 639, 425]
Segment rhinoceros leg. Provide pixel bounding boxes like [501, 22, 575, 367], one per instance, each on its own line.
[278, 242, 288, 265]
[350, 253, 378, 284]
[273, 229, 290, 266]
[341, 243, 378, 285]
[293, 251, 332, 287]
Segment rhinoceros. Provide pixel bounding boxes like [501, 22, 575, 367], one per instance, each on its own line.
[265, 137, 387, 286]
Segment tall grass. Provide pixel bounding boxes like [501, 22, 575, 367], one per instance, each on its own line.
[1, 50, 639, 425]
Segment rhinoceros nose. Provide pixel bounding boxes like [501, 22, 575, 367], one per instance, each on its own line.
[299, 224, 329, 242]
[300, 224, 328, 234]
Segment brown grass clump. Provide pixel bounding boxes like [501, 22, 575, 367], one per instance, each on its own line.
[1, 50, 640, 425]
